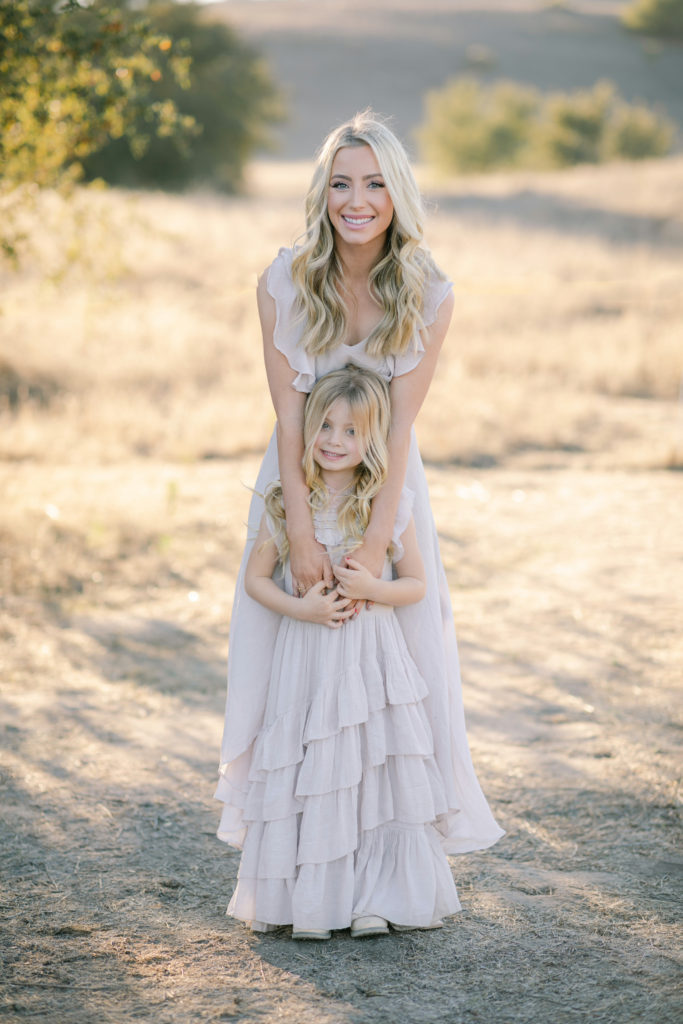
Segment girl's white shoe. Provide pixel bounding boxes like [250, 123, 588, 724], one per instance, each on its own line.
[292, 927, 332, 940]
[351, 915, 390, 937]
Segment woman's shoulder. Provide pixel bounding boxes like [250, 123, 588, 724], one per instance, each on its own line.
[258, 247, 314, 392]
[420, 253, 453, 327]
[260, 246, 296, 288]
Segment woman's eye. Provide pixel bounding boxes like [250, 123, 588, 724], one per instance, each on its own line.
[368, 181, 385, 189]
[331, 182, 348, 190]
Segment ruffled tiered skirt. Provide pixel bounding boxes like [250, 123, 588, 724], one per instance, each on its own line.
[219, 603, 462, 931]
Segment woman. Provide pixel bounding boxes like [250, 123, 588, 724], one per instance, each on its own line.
[215, 110, 503, 874]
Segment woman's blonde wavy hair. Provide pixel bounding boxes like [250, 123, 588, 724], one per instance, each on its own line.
[291, 110, 445, 360]
[264, 366, 391, 564]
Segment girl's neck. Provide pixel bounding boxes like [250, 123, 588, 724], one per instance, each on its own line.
[320, 469, 355, 493]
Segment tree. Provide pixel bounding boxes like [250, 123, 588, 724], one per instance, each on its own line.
[0, 0, 194, 190]
[82, 2, 284, 191]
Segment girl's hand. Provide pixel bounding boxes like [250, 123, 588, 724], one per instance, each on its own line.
[345, 536, 387, 581]
[298, 581, 355, 629]
[338, 538, 386, 611]
[289, 534, 334, 595]
[334, 557, 378, 603]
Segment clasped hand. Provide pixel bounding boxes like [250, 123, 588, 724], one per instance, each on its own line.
[297, 581, 355, 629]
[333, 557, 375, 603]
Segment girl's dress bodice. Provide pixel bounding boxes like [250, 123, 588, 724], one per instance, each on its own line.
[275, 487, 415, 598]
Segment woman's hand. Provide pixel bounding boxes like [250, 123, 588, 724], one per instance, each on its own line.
[289, 532, 333, 595]
[297, 581, 355, 629]
[334, 557, 379, 603]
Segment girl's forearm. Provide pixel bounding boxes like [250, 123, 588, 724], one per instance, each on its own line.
[245, 573, 305, 621]
[364, 574, 425, 607]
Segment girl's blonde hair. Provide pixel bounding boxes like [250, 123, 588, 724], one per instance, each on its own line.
[291, 110, 445, 360]
[265, 365, 391, 562]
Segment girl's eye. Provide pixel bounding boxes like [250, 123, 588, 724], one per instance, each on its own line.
[346, 428, 355, 436]
[321, 421, 330, 430]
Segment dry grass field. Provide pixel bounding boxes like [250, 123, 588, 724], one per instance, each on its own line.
[1, 154, 682, 1023]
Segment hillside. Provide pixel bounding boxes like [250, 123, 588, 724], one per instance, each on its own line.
[209, 0, 683, 159]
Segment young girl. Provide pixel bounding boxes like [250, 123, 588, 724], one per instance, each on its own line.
[225, 365, 462, 938]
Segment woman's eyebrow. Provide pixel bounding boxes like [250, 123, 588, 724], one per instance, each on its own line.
[330, 173, 385, 181]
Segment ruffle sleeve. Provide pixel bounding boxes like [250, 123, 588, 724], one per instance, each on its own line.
[391, 486, 416, 563]
[392, 272, 453, 379]
[266, 247, 316, 394]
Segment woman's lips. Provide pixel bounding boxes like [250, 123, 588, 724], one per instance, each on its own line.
[341, 215, 373, 227]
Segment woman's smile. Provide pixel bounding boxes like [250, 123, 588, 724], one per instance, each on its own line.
[327, 145, 394, 247]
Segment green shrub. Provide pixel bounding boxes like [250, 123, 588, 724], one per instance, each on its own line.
[0, 0, 193, 190]
[603, 100, 676, 159]
[418, 78, 538, 172]
[621, 0, 683, 39]
[538, 82, 614, 166]
[418, 77, 675, 174]
[82, 2, 284, 191]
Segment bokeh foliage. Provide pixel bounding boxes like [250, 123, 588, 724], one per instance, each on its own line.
[418, 78, 675, 174]
[82, 2, 284, 191]
[622, 0, 683, 39]
[0, 0, 194, 190]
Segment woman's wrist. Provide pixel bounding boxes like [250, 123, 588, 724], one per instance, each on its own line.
[362, 523, 391, 553]
[286, 518, 316, 545]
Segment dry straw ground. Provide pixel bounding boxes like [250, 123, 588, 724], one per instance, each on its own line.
[1, 156, 682, 1023]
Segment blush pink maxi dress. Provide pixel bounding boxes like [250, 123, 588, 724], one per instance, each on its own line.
[215, 247, 504, 931]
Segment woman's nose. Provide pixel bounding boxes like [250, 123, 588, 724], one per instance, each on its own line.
[349, 185, 364, 208]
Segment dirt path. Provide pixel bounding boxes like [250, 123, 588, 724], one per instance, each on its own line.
[1, 460, 681, 1023]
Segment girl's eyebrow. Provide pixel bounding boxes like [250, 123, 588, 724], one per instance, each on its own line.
[330, 173, 384, 181]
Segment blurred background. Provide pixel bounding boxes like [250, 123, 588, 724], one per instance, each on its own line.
[2, 0, 682, 621]
[2, 0, 682, 469]
[1, 6, 682, 1021]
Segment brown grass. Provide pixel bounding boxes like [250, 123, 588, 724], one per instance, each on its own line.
[2, 156, 682, 469]
[0, 155, 681, 1024]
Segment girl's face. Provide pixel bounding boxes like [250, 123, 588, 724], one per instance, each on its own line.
[327, 145, 394, 249]
[312, 398, 364, 485]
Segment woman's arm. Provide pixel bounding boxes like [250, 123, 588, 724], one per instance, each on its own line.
[258, 271, 333, 592]
[245, 516, 354, 628]
[334, 517, 426, 607]
[351, 289, 455, 577]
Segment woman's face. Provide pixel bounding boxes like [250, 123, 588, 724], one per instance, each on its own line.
[327, 145, 394, 248]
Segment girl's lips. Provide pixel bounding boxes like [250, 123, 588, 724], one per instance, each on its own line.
[320, 449, 345, 459]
